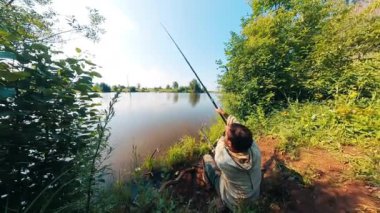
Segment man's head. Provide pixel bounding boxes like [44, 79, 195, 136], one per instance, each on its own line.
[225, 123, 253, 152]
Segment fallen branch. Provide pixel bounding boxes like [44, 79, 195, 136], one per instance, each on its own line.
[159, 167, 195, 192]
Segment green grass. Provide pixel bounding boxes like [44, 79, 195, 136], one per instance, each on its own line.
[245, 96, 380, 185]
[141, 135, 212, 171]
[94, 178, 182, 212]
[93, 130, 220, 212]
[164, 136, 209, 167]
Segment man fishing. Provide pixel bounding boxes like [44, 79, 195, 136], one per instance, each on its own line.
[203, 108, 262, 211]
[162, 25, 261, 210]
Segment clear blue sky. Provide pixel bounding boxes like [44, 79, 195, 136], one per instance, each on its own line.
[55, 0, 252, 90]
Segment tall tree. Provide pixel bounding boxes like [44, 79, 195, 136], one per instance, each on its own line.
[172, 81, 179, 89]
[99, 82, 111, 92]
[189, 79, 203, 93]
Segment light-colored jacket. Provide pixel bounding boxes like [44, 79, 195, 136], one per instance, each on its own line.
[214, 116, 262, 210]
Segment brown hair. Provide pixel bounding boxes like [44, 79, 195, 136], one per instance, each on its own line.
[227, 123, 253, 152]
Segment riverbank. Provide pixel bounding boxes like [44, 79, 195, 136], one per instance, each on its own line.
[96, 136, 379, 212]
[95, 98, 379, 212]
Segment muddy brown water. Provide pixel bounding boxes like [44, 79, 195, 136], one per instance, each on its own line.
[99, 92, 220, 178]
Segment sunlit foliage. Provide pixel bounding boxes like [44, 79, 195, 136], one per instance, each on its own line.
[219, 0, 379, 118]
[0, 0, 113, 211]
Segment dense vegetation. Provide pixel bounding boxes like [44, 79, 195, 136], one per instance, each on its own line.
[219, 0, 379, 184]
[219, 0, 379, 117]
[0, 1, 119, 212]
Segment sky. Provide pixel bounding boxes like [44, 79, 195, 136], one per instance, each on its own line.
[49, 0, 252, 90]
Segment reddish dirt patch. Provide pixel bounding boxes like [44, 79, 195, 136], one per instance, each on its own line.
[258, 138, 380, 212]
[162, 137, 380, 212]
[164, 165, 216, 211]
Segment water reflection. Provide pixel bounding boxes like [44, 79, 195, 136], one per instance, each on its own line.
[173, 93, 179, 103]
[188, 93, 200, 107]
[100, 92, 220, 176]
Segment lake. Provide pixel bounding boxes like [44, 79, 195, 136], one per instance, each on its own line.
[100, 92, 220, 177]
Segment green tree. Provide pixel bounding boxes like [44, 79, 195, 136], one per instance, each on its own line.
[177, 86, 187, 93]
[172, 81, 179, 89]
[188, 79, 203, 93]
[99, 82, 111, 92]
[128, 86, 137, 92]
[92, 83, 102, 92]
[112, 84, 125, 92]
[219, 0, 379, 118]
[0, 1, 114, 211]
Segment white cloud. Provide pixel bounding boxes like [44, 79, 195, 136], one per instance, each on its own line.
[44, 0, 149, 86]
[35, 0, 219, 89]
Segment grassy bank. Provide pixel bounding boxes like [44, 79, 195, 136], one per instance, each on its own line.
[93, 94, 379, 212]
[245, 96, 379, 185]
[94, 134, 221, 212]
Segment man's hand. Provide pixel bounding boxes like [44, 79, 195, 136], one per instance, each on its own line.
[216, 108, 234, 125]
[215, 108, 227, 117]
[216, 108, 238, 126]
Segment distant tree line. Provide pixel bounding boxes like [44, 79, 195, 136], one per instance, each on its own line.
[93, 79, 204, 93]
[93, 83, 125, 92]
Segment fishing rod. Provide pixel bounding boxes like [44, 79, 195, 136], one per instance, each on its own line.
[161, 24, 227, 124]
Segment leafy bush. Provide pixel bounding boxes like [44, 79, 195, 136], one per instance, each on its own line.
[219, 0, 379, 118]
[0, 1, 111, 211]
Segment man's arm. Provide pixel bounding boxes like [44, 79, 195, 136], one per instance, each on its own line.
[215, 108, 239, 125]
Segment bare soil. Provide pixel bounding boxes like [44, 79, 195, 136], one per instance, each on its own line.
[163, 137, 380, 212]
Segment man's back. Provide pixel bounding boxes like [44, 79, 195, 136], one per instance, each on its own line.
[214, 136, 262, 209]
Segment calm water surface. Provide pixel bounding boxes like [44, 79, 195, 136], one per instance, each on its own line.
[100, 92, 220, 176]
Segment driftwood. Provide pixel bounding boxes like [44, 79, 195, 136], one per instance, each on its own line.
[159, 167, 196, 192]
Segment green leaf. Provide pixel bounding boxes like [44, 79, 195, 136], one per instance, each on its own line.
[75, 83, 92, 92]
[75, 48, 81, 53]
[0, 51, 16, 60]
[84, 60, 96, 66]
[0, 30, 10, 38]
[89, 71, 102, 78]
[0, 70, 30, 81]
